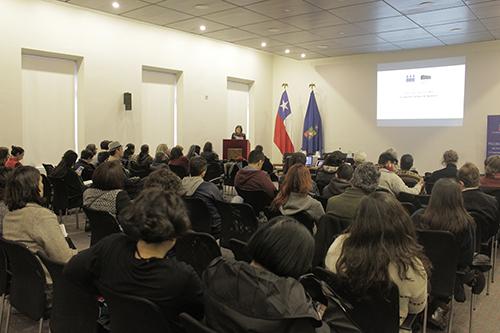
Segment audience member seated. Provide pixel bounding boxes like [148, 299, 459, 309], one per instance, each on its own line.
[200, 142, 219, 162]
[396, 154, 422, 185]
[85, 143, 97, 158]
[0, 149, 10, 232]
[0, 147, 10, 180]
[151, 152, 170, 170]
[427, 150, 459, 185]
[272, 164, 324, 222]
[97, 140, 111, 165]
[182, 157, 223, 233]
[3, 166, 77, 282]
[326, 162, 380, 219]
[156, 143, 170, 159]
[187, 145, 201, 160]
[459, 162, 499, 239]
[322, 163, 353, 199]
[480, 155, 500, 189]
[203, 216, 324, 333]
[254, 145, 276, 180]
[121, 143, 136, 168]
[353, 151, 367, 167]
[325, 192, 428, 323]
[378, 152, 423, 196]
[75, 149, 96, 182]
[129, 144, 153, 177]
[316, 151, 346, 192]
[143, 168, 183, 194]
[231, 125, 246, 140]
[50, 150, 86, 207]
[83, 161, 131, 218]
[4, 145, 24, 169]
[107, 141, 124, 162]
[234, 149, 276, 200]
[282, 152, 320, 196]
[65, 189, 203, 332]
[169, 146, 189, 174]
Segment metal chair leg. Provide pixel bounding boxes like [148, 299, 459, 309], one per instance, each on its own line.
[38, 318, 43, 333]
[469, 290, 474, 333]
[75, 209, 80, 229]
[4, 301, 11, 333]
[422, 302, 428, 333]
[0, 294, 5, 332]
[447, 299, 454, 333]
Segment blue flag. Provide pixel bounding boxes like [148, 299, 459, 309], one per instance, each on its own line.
[301, 91, 323, 155]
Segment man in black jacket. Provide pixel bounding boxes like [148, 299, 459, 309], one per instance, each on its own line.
[459, 162, 499, 239]
[75, 149, 96, 181]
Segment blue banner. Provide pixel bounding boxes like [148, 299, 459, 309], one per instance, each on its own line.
[301, 91, 323, 155]
[486, 115, 500, 157]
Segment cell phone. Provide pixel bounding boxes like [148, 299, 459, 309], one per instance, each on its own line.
[76, 166, 84, 176]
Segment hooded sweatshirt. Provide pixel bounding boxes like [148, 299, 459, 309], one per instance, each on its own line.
[322, 178, 351, 199]
[181, 176, 223, 228]
[203, 257, 325, 333]
[279, 193, 325, 222]
[234, 166, 276, 199]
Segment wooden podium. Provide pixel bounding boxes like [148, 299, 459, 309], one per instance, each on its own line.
[223, 139, 251, 160]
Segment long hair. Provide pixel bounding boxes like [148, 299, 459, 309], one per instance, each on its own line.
[336, 192, 430, 295]
[422, 178, 473, 234]
[203, 142, 213, 153]
[5, 166, 44, 211]
[272, 164, 312, 209]
[51, 150, 78, 178]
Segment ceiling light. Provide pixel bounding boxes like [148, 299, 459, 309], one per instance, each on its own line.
[194, 4, 209, 10]
[285, 49, 290, 54]
[260, 41, 267, 47]
[418, 1, 433, 5]
[317, 45, 328, 49]
[268, 28, 280, 33]
[338, 32, 345, 35]
[112, 2, 120, 9]
[301, 53, 306, 58]
[450, 27, 461, 31]
[199, 25, 207, 32]
[283, 9, 291, 13]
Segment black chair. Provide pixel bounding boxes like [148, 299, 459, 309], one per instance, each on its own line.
[183, 197, 214, 234]
[98, 285, 172, 333]
[313, 214, 344, 268]
[179, 312, 218, 333]
[83, 208, 121, 246]
[0, 238, 49, 333]
[289, 211, 317, 234]
[0, 248, 9, 330]
[37, 253, 99, 333]
[313, 267, 400, 333]
[235, 187, 273, 215]
[469, 211, 494, 290]
[169, 164, 187, 179]
[215, 201, 259, 248]
[49, 176, 82, 228]
[42, 164, 54, 176]
[204, 161, 224, 183]
[401, 202, 417, 215]
[416, 230, 459, 333]
[228, 239, 251, 262]
[175, 231, 221, 277]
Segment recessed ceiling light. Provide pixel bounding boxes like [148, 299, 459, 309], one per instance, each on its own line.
[339, 32, 345, 35]
[112, 2, 120, 9]
[199, 25, 207, 31]
[301, 53, 306, 58]
[260, 41, 267, 47]
[317, 45, 328, 49]
[283, 9, 291, 13]
[268, 28, 281, 33]
[285, 49, 290, 54]
[194, 4, 209, 10]
[450, 27, 461, 31]
[418, 1, 433, 5]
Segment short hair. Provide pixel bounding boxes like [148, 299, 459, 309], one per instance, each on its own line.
[156, 144, 169, 155]
[189, 157, 207, 177]
[289, 152, 306, 166]
[254, 145, 264, 153]
[485, 155, 500, 177]
[120, 188, 190, 243]
[353, 151, 367, 164]
[143, 168, 182, 193]
[385, 148, 398, 162]
[247, 216, 314, 279]
[85, 144, 97, 155]
[337, 164, 354, 181]
[10, 146, 24, 157]
[378, 152, 397, 165]
[140, 144, 149, 154]
[400, 154, 414, 171]
[351, 162, 380, 193]
[248, 150, 265, 164]
[459, 162, 480, 188]
[203, 142, 213, 153]
[80, 149, 93, 160]
[92, 161, 126, 190]
[170, 147, 183, 160]
[4, 166, 44, 211]
[0, 147, 9, 164]
[443, 150, 458, 164]
[100, 140, 111, 150]
[324, 151, 346, 167]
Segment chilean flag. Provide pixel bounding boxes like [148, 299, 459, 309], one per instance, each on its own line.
[273, 90, 295, 155]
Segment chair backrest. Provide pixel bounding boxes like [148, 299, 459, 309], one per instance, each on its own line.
[175, 231, 221, 277]
[183, 197, 213, 234]
[313, 267, 400, 333]
[235, 187, 272, 214]
[42, 164, 54, 175]
[169, 164, 187, 179]
[469, 210, 489, 251]
[0, 247, 9, 296]
[416, 230, 458, 299]
[289, 211, 316, 234]
[0, 238, 47, 321]
[179, 312, 218, 333]
[204, 161, 224, 182]
[228, 239, 251, 263]
[99, 285, 171, 333]
[215, 201, 258, 248]
[37, 252, 99, 333]
[313, 214, 344, 267]
[49, 176, 69, 213]
[400, 202, 417, 215]
[83, 207, 121, 246]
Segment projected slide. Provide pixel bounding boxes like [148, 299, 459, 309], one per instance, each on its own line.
[377, 57, 466, 127]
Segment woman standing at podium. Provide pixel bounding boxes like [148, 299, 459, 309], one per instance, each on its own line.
[231, 125, 246, 140]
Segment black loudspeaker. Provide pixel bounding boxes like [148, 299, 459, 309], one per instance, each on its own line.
[124, 92, 132, 111]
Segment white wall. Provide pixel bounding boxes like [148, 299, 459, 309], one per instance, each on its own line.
[272, 41, 500, 173]
[0, 0, 274, 164]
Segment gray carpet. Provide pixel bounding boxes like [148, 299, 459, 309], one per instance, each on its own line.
[5, 213, 500, 333]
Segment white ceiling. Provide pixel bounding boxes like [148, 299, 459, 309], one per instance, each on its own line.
[58, 0, 500, 59]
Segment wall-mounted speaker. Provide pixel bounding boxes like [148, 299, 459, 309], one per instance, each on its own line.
[124, 92, 132, 111]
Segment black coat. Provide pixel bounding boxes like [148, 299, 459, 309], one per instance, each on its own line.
[463, 188, 500, 239]
[428, 164, 458, 184]
[75, 159, 95, 182]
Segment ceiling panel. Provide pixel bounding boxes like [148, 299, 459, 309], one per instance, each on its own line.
[384, 0, 464, 15]
[239, 20, 301, 35]
[314, 23, 367, 38]
[272, 30, 323, 44]
[222, 0, 263, 5]
[123, 5, 192, 25]
[469, 1, 500, 19]
[330, 34, 387, 47]
[377, 28, 433, 42]
[156, 0, 235, 15]
[408, 6, 476, 27]
[393, 37, 445, 49]
[489, 28, 500, 38]
[439, 31, 495, 45]
[355, 16, 418, 33]
[481, 16, 500, 30]
[234, 37, 285, 49]
[304, 0, 375, 10]
[284, 11, 346, 30]
[246, 0, 321, 19]
[68, 0, 149, 14]
[204, 7, 270, 26]
[425, 20, 487, 37]
[203, 28, 260, 42]
[166, 17, 229, 34]
[329, 1, 401, 23]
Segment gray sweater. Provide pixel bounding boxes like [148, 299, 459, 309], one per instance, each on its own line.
[279, 193, 325, 222]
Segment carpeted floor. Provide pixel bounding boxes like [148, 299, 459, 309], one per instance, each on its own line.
[5, 214, 500, 333]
